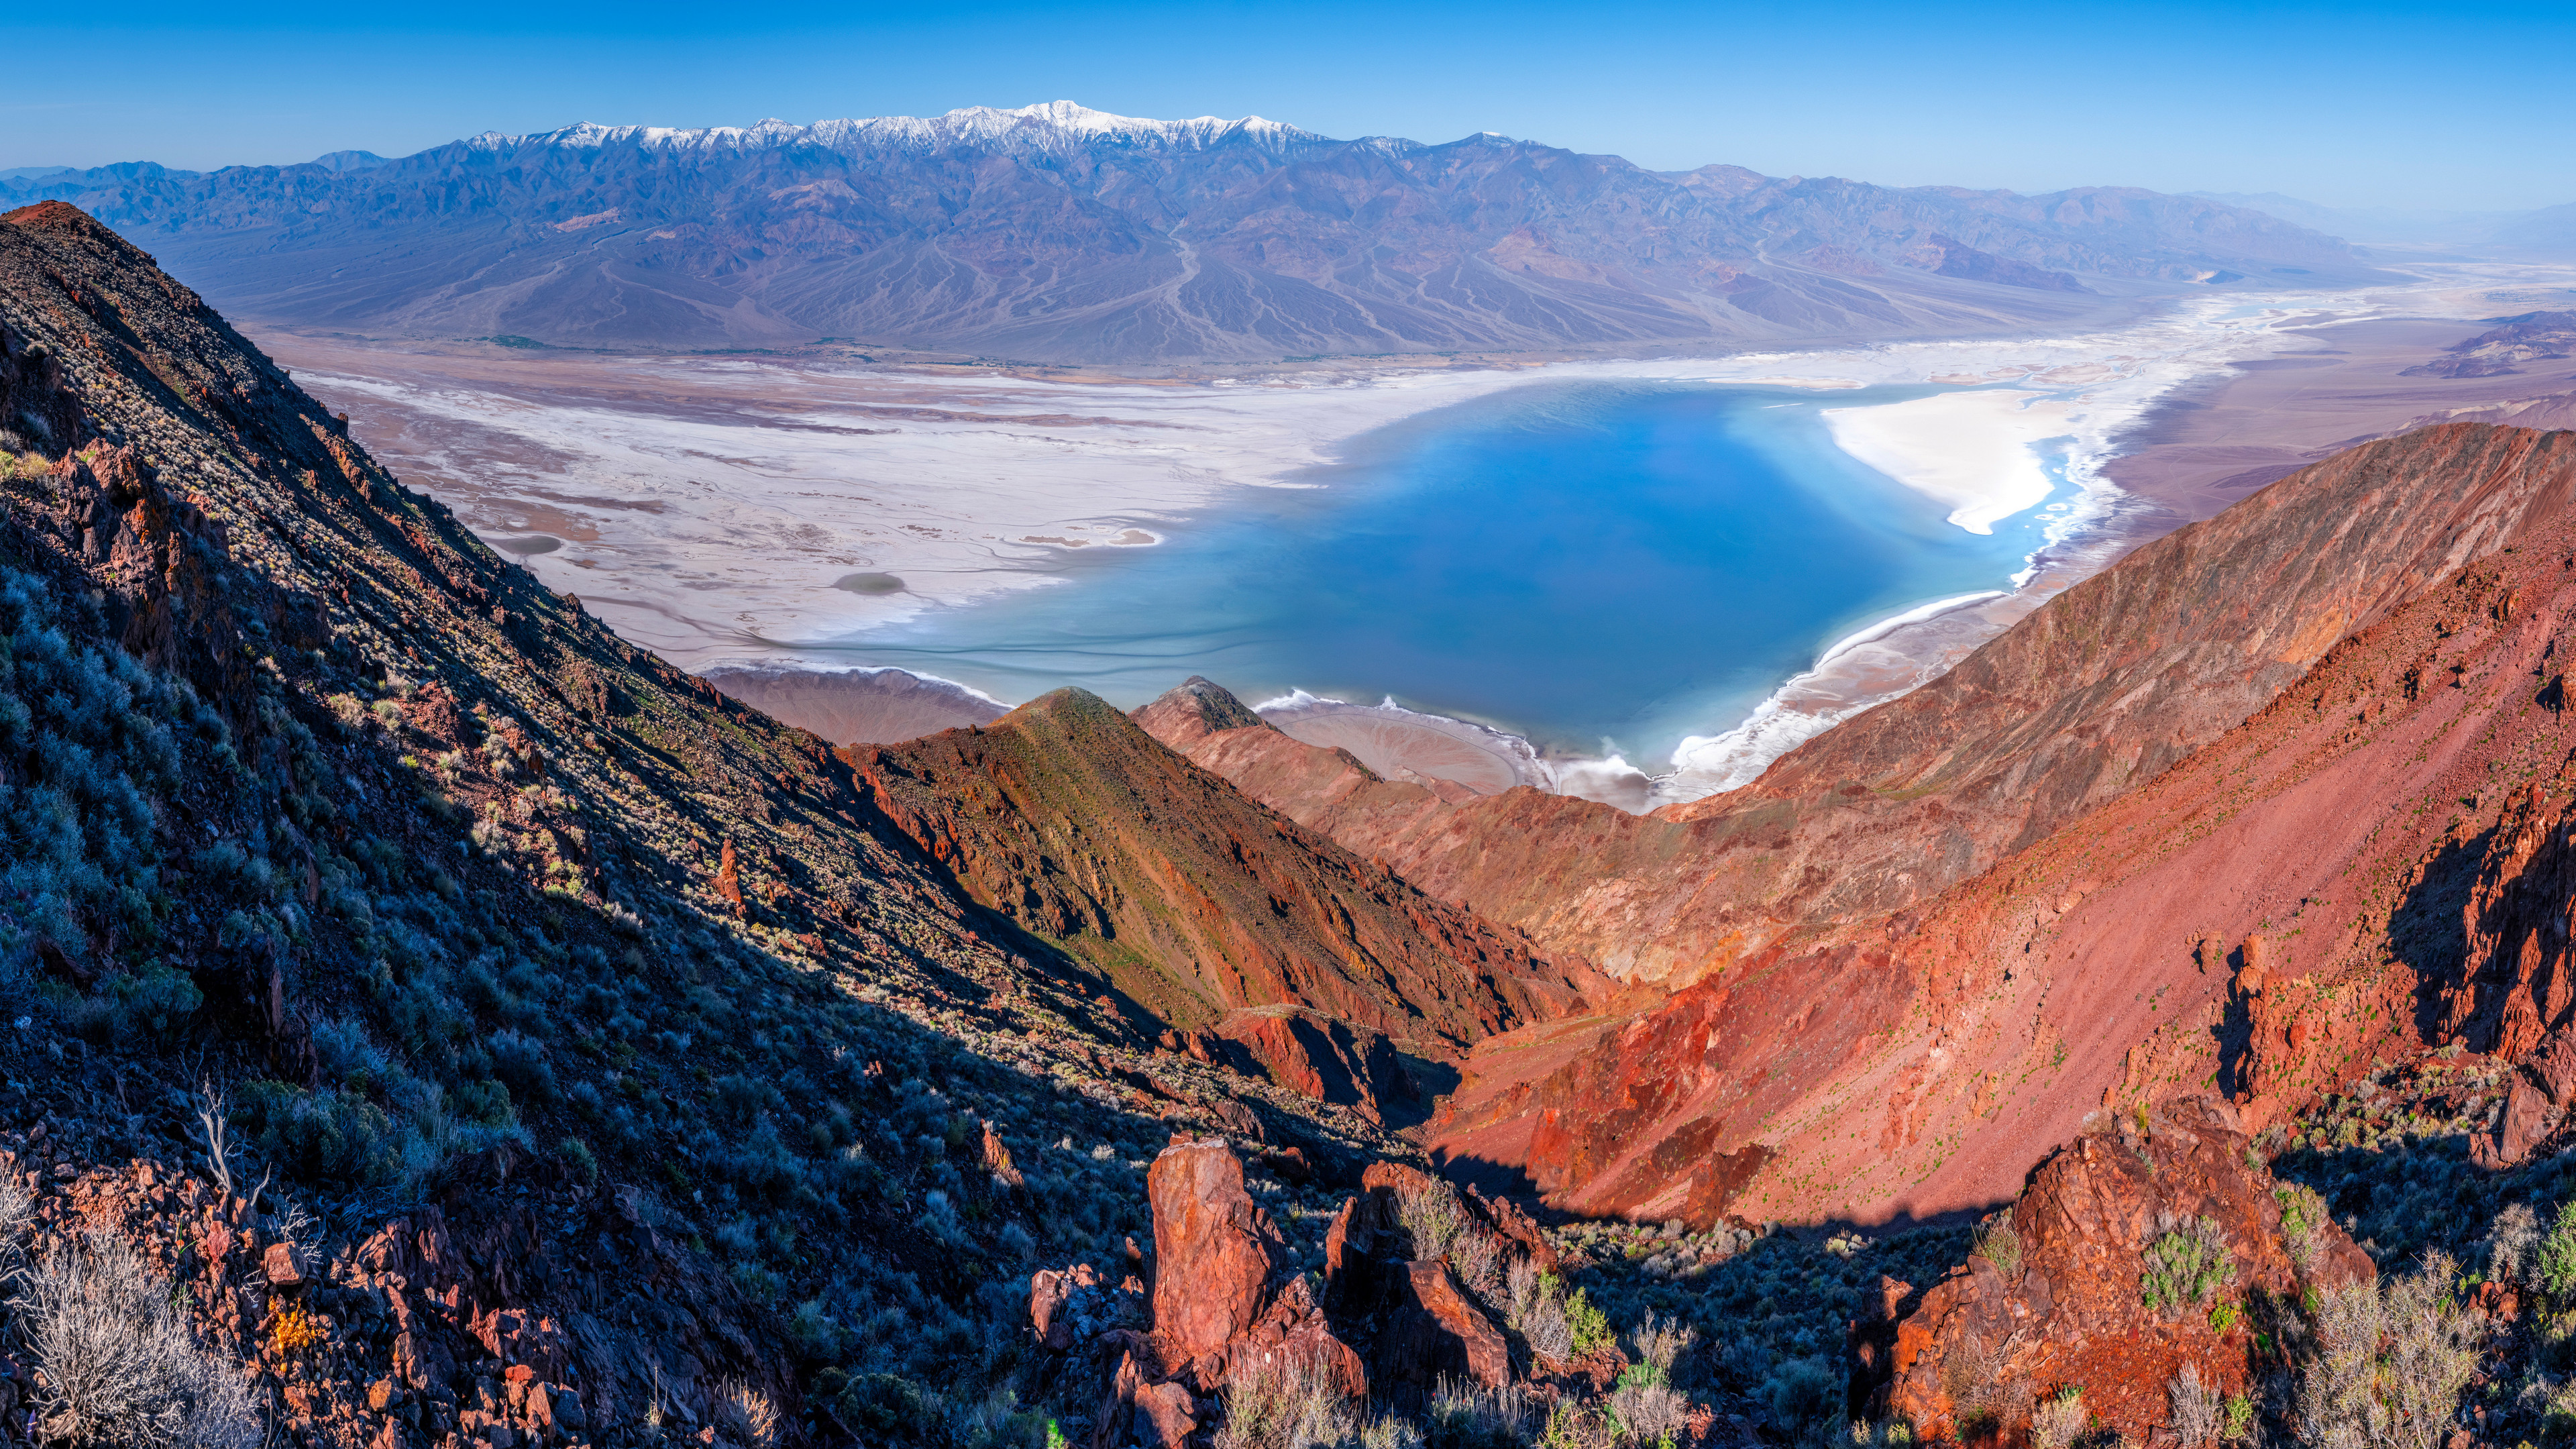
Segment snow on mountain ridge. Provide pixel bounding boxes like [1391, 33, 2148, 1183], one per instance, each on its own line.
[465, 102, 1317, 158]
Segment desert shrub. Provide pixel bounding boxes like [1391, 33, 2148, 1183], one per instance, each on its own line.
[1607, 1375, 1687, 1446]
[237, 1080, 399, 1185]
[1426, 1377, 1532, 1449]
[1564, 1280, 1612, 1356]
[1972, 1211, 2023, 1279]
[486, 1028, 556, 1104]
[1609, 1318, 1693, 1442]
[1623, 1310, 1694, 1385]
[56, 963, 201, 1044]
[2167, 1363, 2222, 1446]
[2539, 1201, 2576, 1303]
[451, 1077, 512, 1127]
[2141, 1216, 2235, 1316]
[2277, 1183, 2328, 1275]
[2488, 1201, 2542, 1288]
[2029, 1387, 2086, 1449]
[1760, 1356, 1843, 1448]
[2299, 1250, 2479, 1449]
[1216, 1349, 1357, 1449]
[1508, 1260, 1572, 1363]
[13, 1232, 260, 1449]
[1395, 1177, 1469, 1261]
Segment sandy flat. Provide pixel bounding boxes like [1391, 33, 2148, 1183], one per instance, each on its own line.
[1256, 695, 1556, 798]
[1821, 390, 2076, 534]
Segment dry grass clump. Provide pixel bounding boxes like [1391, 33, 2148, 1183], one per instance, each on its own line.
[1971, 1211, 2023, 1279]
[13, 1232, 260, 1449]
[2167, 1363, 2222, 1447]
[2298, 1250, 2479, 1449]
[1217, 1350, 1358, 1449]
[712, 1379, 780, 1449]
[2029, 1386, 2087, 1449]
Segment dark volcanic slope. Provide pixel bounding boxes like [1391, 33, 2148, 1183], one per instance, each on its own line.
[857, 688, 1601, 1050]
[1, 102, 2371, 360]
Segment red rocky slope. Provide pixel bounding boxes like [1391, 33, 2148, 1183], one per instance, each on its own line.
[1425, 425, 2576, 1228]
[857, 686, 1605, 1060]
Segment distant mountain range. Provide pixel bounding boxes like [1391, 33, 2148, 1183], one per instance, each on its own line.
[2188, 189, 2576, 250]
[0, 102, 2385, 362]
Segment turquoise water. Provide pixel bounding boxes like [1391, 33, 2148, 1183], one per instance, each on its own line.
[811, 381, 2059, 767]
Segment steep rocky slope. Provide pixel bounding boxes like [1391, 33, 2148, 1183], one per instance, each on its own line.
[0, 103, 2369, 360]
[0, 200, 1607, 1449]
[1427, 425, 2576, 1232]
[1149, 425, 2576, 988]
[855, 687, 1602, 1057]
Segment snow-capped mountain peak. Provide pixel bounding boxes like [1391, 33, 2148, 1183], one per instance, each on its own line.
[466, 102, 1318, 158]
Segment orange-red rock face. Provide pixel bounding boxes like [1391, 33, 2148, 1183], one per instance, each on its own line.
[1424, 427, 2576, 1228]
[1147, 1140, 1288, 1366]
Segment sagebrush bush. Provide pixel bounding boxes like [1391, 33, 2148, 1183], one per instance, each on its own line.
[1759, 1356, 1843, 1449]
[14, 1232, 260, 1449]
[2141, 1216, 2235, 1316]
[1216, 1349, 1362, 1449]
[2300, 1250, 2480, 1449]
[2488, 1200, 2542, 1287]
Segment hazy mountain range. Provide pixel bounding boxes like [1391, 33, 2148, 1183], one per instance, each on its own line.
[2190, 189, 2576, 250]
[1, 101, 2389, 361]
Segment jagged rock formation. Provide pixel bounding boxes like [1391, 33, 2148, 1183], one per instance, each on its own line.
[855, 687, 1603, 1054]
[1042, 1140, 1632, 1444]
[1, 103, 2371, 360]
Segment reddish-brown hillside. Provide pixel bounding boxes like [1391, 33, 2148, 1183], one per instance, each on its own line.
[1426, 425, 2576, 1228]
[857, 686, 1605, 1054]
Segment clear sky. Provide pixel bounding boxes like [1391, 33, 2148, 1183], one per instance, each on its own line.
[4, 0, 2565, 213]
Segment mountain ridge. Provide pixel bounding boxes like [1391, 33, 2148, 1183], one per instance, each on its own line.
[3, 101, 2377, 361]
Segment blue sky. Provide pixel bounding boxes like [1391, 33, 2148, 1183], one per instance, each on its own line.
[5, 0, 2567, 211]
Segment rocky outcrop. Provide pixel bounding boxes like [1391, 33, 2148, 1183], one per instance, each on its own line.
[1148, 1140, 1291, 1367]
[2402, 309, 2576, 377]
[1036, 1142, 1595, 1442]
[702, 663, 1003, 745]
[1194, 1008, 1410, 1123]
[1873, 1101, 2371, 1442]
[858, 688, 1602, 1051]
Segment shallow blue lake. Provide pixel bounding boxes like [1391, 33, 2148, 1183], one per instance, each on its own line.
[816, 380, 2057, 767]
